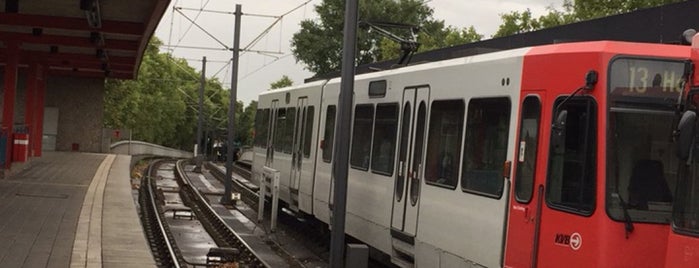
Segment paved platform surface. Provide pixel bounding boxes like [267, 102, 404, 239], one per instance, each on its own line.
[0, 152, 154, 268]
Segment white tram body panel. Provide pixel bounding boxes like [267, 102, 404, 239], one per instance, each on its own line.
[410, 48, 526, 267]
[254, 47, 529, 267]
[253, 80, 325, 214]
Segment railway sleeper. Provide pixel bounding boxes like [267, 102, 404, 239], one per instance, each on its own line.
[206, 247, 240, 265]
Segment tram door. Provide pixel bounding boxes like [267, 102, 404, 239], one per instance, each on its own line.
[391, 87, 429, 240]
[504, 94, 544, 267]
[289, 97, 309, 211]
[265, 100, 279, 167]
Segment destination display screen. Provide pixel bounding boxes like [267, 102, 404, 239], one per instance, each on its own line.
[609, 58, 688, 109]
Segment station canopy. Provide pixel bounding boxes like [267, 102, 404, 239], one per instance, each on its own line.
[0, 0, 170, 79]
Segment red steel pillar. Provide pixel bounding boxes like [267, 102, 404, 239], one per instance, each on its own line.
[2, 41, 19, 168]
[24, 63, 39, 157]
[34, 69, 45, 157]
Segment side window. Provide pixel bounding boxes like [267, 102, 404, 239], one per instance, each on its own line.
[515, 97, 541, 203]
[284, 107, 296, 153]
[262, 109, 270, 147]
[350, 104, 374, 170]
[425, 99, 464, 189]
[254, 109, 263, 147]
[322, 105, 336, 162]
[546, 97, 597, 215]
[303, 106, 314, 158]
[371, 103, 399, 176]
[461, 97, 511, 198]
[274, 108, 286, 152]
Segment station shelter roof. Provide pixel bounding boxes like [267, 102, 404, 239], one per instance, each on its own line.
[0, 0, 170, 79]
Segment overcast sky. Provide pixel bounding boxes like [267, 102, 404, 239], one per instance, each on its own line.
[153, 0, 565, 104]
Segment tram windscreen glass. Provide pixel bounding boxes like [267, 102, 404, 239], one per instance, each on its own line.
[609, 58, 686, 109]
[607, 57, 689, 224]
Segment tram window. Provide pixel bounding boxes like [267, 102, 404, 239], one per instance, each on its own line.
[255, 109, 270, 148]
[546, 97, 596, 215]
[608, 111, 676, 223]
[607, 58, 682, 224]
[371, 103, 399, 176]
[303, 106, 314, 158]
[350, 104, 374, 170]
[515, 97, 541, 203]
[283, 107, 296, 153]
[461, 98, 511, 198]
[274, 108, 286, 152]
[674, 161, 699, 231]
[254, 109, 263, 147]
[322, 105, 336, 163]
[425, 99, 464, 189]
[396, 103, 411, 201]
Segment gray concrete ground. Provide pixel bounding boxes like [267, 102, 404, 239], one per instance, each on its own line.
[0, 152, 155, 268]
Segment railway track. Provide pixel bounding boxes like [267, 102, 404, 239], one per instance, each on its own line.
[205, 162, 258, 207]
[138, 160, 185, 268]
[204, 162, 333, 263]
[140, 159, 271, 267]
[174, 160, 270, 268]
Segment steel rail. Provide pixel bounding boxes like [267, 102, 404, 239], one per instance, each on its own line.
[204, 162, 258, 206]
[205, 162, 330, 267]
[140, 160, 184, 268]
[174, 160, 270, 268]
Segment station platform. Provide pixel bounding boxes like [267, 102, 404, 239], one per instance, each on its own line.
[0, 152, 154, 268]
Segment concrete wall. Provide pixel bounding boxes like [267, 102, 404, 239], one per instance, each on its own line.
[1, 68, 105, 154]
[45, 76, 105, 153]
[110, 140, 193, 158]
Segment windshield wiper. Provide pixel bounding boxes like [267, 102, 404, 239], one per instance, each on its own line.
[611, 192, 635, 239]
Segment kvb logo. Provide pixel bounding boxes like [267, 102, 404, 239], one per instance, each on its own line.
[570, 232, 582, 250]
[554, 232, 582, 251]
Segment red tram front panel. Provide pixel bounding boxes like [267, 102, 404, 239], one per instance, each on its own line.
[505, 42, 691, 267]
[667, 232, 699, 267]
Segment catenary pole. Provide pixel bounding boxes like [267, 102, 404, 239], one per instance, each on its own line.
[329, 0, 358, 266]
[223, 4, 241, 204]
[197, 56, 206, 159]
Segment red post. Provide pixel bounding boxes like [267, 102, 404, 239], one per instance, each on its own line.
[25, 62, 38, 157]
[12, 133, 28, 162]
[34, 68, 45, 157]
[2, 41, 19, 168]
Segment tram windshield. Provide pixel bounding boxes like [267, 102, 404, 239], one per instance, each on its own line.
[607, 58, 688, 224]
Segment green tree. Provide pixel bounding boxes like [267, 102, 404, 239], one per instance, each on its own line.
[494, 0, 685, 38]
[270, 75, 293, 89]
[237, 100, 257, 146]
[291, 0, 481, 75]
[104, 37, 233, 150]
[570, 0, 684, 20]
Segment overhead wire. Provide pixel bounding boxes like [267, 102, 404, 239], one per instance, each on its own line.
[172, 0, 212, 54]
[167, 0, 178, 54]
[212, 60, 232, 78]
[160, 44, 228, 51]
[165, 0, 313, 88]
[174, 8, 230, 50]
[240, 0, 311, 56]
[240, 54, 293, 81]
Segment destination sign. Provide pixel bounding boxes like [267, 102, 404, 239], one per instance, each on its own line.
[609, 58, 687, 107]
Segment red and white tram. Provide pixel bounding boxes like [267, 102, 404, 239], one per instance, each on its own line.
[251, 35, 699, 267]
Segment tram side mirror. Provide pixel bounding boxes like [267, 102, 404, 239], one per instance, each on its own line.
[552, 110, 568, 154]
[584, 70, 598, 90]
[677, 110, 697, 160]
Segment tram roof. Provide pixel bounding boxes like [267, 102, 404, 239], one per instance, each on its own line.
[306, 0, 699, 83]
